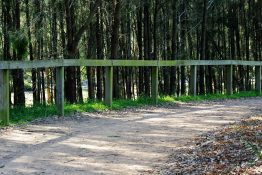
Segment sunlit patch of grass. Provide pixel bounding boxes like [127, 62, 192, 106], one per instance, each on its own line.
[10, 105, 57, 126]
[169, 91, 262, 103]
[159, 96, 177, 103]
[65, 101, 108, 113]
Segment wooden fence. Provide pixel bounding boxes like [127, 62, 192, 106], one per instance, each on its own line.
[0, 59, 262, 125]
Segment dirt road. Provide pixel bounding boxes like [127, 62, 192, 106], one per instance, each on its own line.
[1, 98, 262, 175]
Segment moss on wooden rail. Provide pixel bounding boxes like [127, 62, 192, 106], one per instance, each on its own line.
[0, 59, 262, 69]
[1, 59, 262, 126]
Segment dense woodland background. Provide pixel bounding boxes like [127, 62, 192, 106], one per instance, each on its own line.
[0, 0, 262, 106]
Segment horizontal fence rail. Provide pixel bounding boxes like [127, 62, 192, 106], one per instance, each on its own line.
[0, 59, 262, 125]
[0, 59, 262, 69]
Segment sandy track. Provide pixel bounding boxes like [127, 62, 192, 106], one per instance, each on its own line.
[1, 98, 262, 175]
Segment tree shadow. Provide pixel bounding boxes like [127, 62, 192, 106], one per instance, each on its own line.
[1, 98, 261, 175]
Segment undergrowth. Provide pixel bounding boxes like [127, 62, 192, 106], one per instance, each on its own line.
[2, 91, 262, 127]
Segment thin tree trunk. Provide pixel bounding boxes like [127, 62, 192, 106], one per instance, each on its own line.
[170, 0, 177, 95]
[96, 4, 103, 100]
[137, 5, 144, 96]
[111, 0, 121, 99]
[143, 0, 151, 97]
[199, 0, 208, 95]
[12, 0, 25, 106]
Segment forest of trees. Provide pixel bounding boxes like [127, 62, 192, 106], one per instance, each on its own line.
[1, 0, 262, 106]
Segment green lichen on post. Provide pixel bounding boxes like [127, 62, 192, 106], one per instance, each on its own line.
[0, 69, 10, 126]
[105, 66, 113, 107]
[226, 65, 233, 95]
[0, 109, 9, 126]
[55, 67, 65, 116]
[190, 65, 197, 96]
[151, 67, 159, 105]
[255, 66, 261, 95]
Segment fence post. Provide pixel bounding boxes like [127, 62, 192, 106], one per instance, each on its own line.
[0, 69, 10, 125]
[56, 67, 64, 116]
[151, 66, 159, 104]
[255, 66, 261, 94]
[105, 66, 113, 107]
[226, 65, 233, 95]
[190, 65, 197, 96]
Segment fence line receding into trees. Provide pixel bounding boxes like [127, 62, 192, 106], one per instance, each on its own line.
[0, 59, 262, 125]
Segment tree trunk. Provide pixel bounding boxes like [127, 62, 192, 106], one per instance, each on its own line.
[170, 0, 177, 95]
[199, 0, 208, 95]
[143, 0, 151, 97]
[12, 0, 25, 106]
[96, 5, 104, 100]
[111, 0, 121, 99]
[137, 5, 144, 96]
[180, 0, 187, 95]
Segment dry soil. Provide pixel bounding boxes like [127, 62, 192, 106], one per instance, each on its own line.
[1, 98, 262, 175]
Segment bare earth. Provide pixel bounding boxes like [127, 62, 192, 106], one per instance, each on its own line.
[1, 98, 262, 175]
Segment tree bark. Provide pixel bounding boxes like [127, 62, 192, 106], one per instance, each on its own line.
[12, 0, 25, 106]
[111, 0, 121, 99]
[199, 0, 208, 95]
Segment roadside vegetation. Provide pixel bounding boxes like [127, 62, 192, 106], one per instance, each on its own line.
[2, 91, 261, 127]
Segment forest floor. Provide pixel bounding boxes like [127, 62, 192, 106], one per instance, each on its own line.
[0, 98, 262, 175]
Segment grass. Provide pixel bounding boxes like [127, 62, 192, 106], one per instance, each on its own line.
[8, 97, 156, 126]
[169, 91, 262, 102]
[2, 91, 262, 127]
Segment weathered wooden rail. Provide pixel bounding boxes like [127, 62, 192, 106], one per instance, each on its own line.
[0, 59, 262, 125]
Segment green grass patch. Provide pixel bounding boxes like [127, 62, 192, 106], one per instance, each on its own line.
[171, 91, 262, 102]
[1, 91, 261, 127]
[10, 105, 57, 125]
